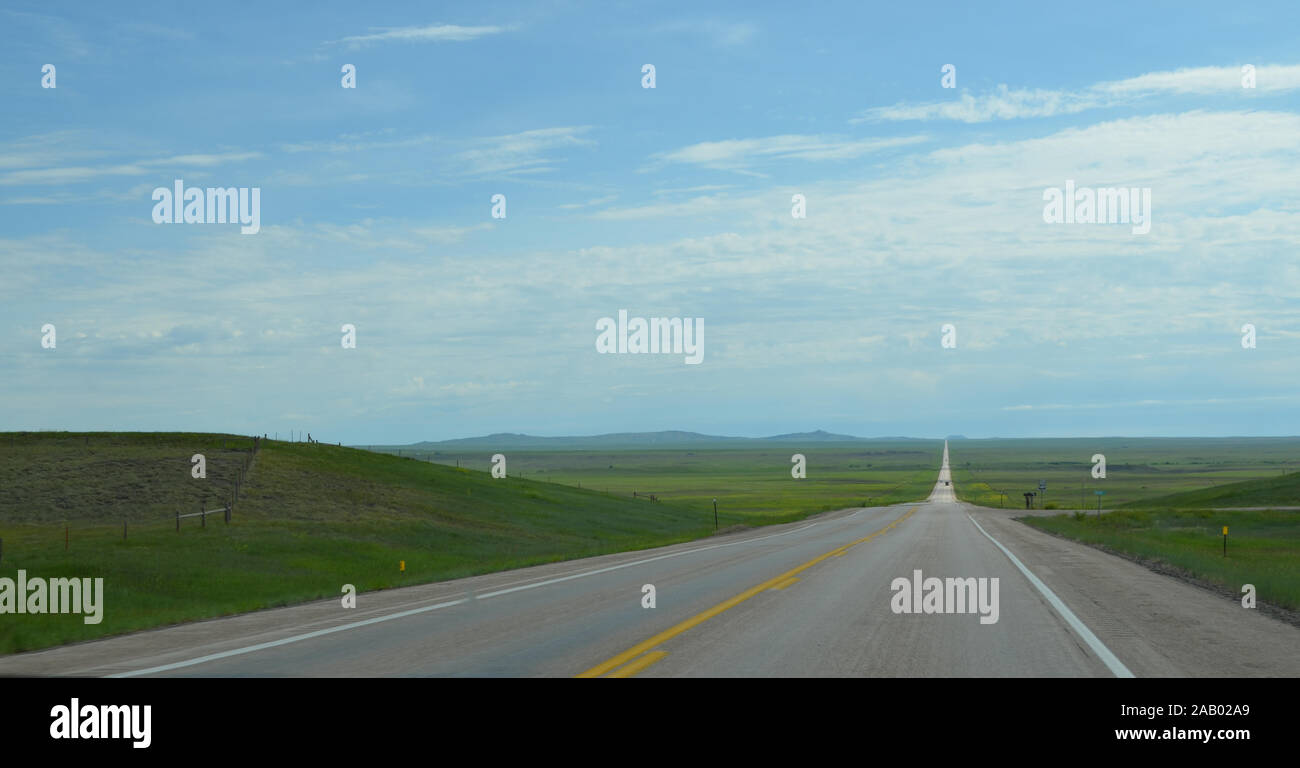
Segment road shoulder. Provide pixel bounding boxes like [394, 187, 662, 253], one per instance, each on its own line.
[968, 505, 1300, 677]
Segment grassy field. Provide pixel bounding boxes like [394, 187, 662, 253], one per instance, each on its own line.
[1118, 471, 1300, 509]
[947, 437, 1300, 509]
[1022, 508, 1300, 612]
[1, 431, 260, 523]
[0, 433, 939, 653]
[369, 440, 944, 518]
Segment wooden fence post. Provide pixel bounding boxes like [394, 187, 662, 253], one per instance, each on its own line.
[176, 511, 180, 532]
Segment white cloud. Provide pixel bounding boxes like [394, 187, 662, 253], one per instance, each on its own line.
[278, 126, 594, 179]
[854, 64, 1300, 123]
[651, 134, 928, 172]
[654, 19, 757, 47]
[589, 194, 742, 221]
[6, 107, 1300, 436]
[453, 126, 595, 177]
[0, 150, 263, 187]
[333, 24, 506, 48]
[1003, 395, 1299, 412]
[558, 194, 618, 210]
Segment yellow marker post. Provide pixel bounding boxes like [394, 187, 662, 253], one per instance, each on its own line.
[400, 560, 405, 572]
[1222, 527, 1228, 557]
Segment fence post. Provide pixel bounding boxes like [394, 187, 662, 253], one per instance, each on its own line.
[176, 511, 180, 533]
[202, 508, 206, 528]
[225, 506, 230, 524]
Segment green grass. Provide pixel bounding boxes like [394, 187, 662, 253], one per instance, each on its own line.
[948, 437, 1300, 509]
[0, 433, 940, 653]
[1022, 508, 1300, 612]
[370, 441, 944, 518]
[1119, 471, 1300, 509]
[0, 431, 260, 523]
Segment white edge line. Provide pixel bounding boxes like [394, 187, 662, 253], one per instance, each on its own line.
[106, 518, 831, 677]
[107, 598, 470, 677]
[966, 514, 1135, 679]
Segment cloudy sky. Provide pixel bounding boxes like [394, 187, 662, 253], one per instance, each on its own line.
[2, 2, 1298, 443]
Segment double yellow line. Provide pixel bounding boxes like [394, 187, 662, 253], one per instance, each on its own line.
[577, 505, 918, 678]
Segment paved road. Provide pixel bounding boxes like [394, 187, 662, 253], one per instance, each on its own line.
[3, 442, 1297, 677]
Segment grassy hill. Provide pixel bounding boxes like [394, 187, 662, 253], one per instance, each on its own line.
[0, 432, 763, 653]
[1, 432, 259, 524]
[1119, 471, 1300, 509]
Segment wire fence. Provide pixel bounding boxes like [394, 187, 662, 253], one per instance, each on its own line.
[0, 435, 264, 564]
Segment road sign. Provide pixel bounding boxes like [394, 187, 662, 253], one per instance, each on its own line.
[1038, 480, 1046, 491]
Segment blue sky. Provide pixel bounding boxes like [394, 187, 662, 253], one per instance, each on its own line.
[3, 2, 1299, 443]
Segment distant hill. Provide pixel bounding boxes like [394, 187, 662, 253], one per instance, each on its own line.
[402, 431, 747, 450]
[1121, 471, 1300, 509]
[762, 430, 866, 442]
[385, 430, 933, 450]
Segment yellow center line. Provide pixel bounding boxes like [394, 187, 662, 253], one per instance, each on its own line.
[769, 576, 800, 591]
[607, 650, 668, 678]
[576, 505, 917, 678]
